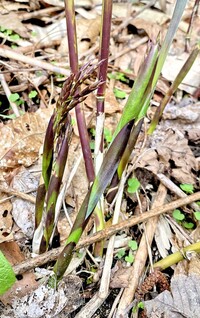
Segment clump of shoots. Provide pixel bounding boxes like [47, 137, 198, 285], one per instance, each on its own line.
[32, 62, 102, 254]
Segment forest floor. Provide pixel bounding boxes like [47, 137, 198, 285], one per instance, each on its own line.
[0, 0, 200, 317]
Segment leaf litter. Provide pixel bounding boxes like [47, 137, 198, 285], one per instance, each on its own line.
[0, 0, 200, 317]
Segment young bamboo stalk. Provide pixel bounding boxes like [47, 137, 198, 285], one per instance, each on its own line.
[107, 0, 188, 202]
[64, 0, 95, 183]
[93, 0, 113, 257]
[148, 46, 200, 134]
[53, 120, 134, 282]
[33, 64, 101, 254]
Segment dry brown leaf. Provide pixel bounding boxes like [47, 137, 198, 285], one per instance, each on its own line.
[129, 18, 160, 42]
[110, 262, 132, 289]
[0, 12, 29, 38]
[11, 167, 38, 238]
[0, 196, 13, 243]
[137, 129, 198, 184]
[10, 275, 83, 318]
[162, 53, 200, 94]
[0, 110, 50, 179]
[0, 0, 29, 14]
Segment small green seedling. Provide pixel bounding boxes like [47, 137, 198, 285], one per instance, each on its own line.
[132, 301, 145, 313]
[9, 93, 24, 106]
[113, 87, 126, 99]
[172, 209, 185, 221]
[9, 34, 20, 41]
[31, 31, 37, 37]
[0, 251, 16, 295]
[183, 221, 194, 229]
[108, 71, 129, 83]
[104, 128, 112, 143]
[125, 250, 134, 264]
[127, 178, 140, 194]
[116, 248, 126, 259]
[194, 212, 200, 221]
[29, 90, 38, 99]
[128, 240, 138, 251]
[180, 183, 194, 194]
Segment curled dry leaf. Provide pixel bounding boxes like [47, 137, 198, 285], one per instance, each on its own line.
[129, 18, 161, 42]
[136, 129, 198, 184]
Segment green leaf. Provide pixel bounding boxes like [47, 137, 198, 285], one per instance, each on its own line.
[9, 34, 20, 41]
[128, 240, 138, 251]
[127, 178, 140, 193]
[104, 128, 112, 143]
[29, 90, 38, 99]
[90, 141, 95, 150]
[0, 251, 16, 295]
[172, 209, 185, 221]
[180, 183, 194, 194]
[31, 31, 37, 36]
[138, 301, 145, 309]
[5, 29, 12, 36]
[9, 93, 20, 102]
[125, 250, 134, 264]
[116, 248, 125, 259]
[113, 88, 126, 99]
[183, 221, 194, 229]
[194, 212, 200, 221]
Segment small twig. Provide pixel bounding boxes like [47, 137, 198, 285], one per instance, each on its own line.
[109, 36, 148, 63]
[0, 72, 20, 117]
[0, 186, 36, 203]
[13, 191, 200, 275]
[0, 46, 70, 77]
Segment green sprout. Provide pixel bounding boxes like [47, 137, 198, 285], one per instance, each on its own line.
[108, 71, 129, 83]
[194, 212, 200, 221]
[116, 248, 126, 259]
[9, 93, 24, 106]
[104, 128, 112, 143]
[180, 183, 194, 194]
[29, 90, 38, 99]
[127, 178, 140, 194]
[113, 87, 127, 99]
[128, 240, 138, 251]
[182, 221, 194, 229]
[172, 209, 185, 221]
[125, 250, 134, 264]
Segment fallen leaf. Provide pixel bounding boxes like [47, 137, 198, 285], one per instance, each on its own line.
[11, 167, 38, 238]
[129, 18, 160, 42]
[11, 275, 83, 318]
[162, 53, 200, 94]
[0, 196, 13, 243]
[0, 12, 29, 38]
[0, 110, 50, 179]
